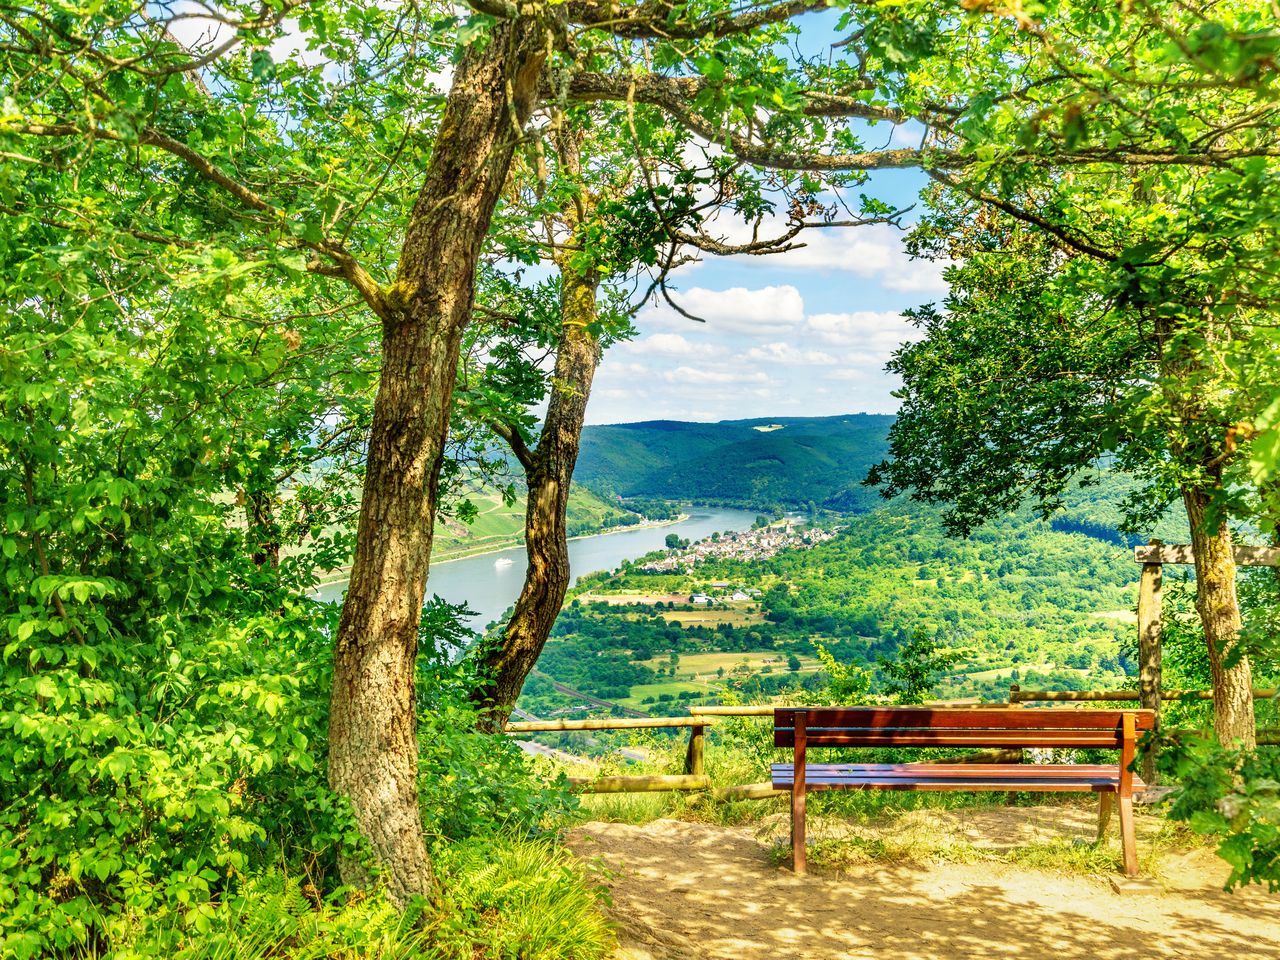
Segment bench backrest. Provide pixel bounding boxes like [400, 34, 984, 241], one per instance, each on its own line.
[774, 707, 1156, 750]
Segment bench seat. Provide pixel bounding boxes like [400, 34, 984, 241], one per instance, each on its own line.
[772, 762, 1146, 793]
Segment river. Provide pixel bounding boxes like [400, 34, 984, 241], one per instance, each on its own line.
[314, 506, 758, 631]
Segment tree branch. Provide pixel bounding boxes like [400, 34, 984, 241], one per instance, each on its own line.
[488, 418, 537, 472]
[927, 170, 1118, 263]
[562, 0, 831, 39]
[12, 121, 392, 320]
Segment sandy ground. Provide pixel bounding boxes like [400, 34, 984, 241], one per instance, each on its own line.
[568, 807, 1280, 960]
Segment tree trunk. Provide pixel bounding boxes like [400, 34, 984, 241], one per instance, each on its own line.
[328, 19, 547, 905]
[1152, 297, 1256, 750]
[472, 267, 601, 729]
[245, 488, 281, 568]
[1183, 483, 1256, 748]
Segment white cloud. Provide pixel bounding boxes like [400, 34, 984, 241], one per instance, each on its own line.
[805, 310, 921, 349]
[780, 224, 949, 292]
[662, 366, 773, 385]
[645, 285, 806, 335]
[587, 278, 928, 423]
[621, 333, 724, 358]
[702, 215, 949, 294]
[742, 342, 837, 365]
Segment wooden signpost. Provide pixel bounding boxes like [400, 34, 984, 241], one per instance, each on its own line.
[1133, 540, 1280, 780]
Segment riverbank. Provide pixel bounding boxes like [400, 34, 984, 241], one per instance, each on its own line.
[312, 513, 690, 592]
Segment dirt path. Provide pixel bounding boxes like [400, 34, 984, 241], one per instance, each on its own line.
[568, 808, 1280, 960]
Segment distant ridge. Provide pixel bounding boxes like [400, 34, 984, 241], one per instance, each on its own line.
[576, 414, 896, 511]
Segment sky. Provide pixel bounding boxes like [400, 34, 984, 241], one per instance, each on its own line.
[588, 168, 941, 425]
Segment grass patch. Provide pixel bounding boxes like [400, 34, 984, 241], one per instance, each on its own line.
[83, 838, 614, 960]
[433, 837, 615, 959]
[654, 607, 766, 627]
[789, 804, 1202, 882]
[637, 651, 820, 683]
[616, 680, 712, 708]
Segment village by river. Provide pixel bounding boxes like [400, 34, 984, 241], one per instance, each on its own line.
[314, 507, 758, 631]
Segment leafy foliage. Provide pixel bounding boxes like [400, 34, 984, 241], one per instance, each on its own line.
[1163, 736, 1280, 892]
[877, 630, 963, 705]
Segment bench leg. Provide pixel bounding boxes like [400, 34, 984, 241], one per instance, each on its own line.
[1118, 794, 1138, 877]
[1096, 792, 1113, 843]
[791, 784, 807, 874]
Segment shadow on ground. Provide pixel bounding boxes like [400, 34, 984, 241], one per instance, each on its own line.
[569, 809, 1280, 960]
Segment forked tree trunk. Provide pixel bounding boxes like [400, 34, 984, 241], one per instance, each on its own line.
[472, 267, 601, 729]
[1183, 483, 1256, 748]
[328, 20, 547, 904]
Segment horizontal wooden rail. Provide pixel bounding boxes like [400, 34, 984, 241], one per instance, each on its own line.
[689, 700, 997, 718]
[1010, 688, 1278, 703]
[568, 774, 710, 793]
[689, 705, 776, 716]
[714, 781, 788, 800]
[506, 716, 713, 732]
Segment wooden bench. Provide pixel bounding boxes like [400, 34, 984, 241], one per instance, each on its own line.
[773, 706, 1154, 876]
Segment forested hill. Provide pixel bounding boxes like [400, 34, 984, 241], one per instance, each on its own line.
[576, 414, 895, 511]
[576, 414, 1184, 546]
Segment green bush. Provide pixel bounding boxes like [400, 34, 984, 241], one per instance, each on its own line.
[429, 836, 614, 960]
[84, 871, 427, 960]
[1162, 734, 1280, 891]
[419, 628, 579, 843]
[78, 837, 613, 960]
[0, 599, 351, 959]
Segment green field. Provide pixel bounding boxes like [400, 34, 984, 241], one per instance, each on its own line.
[655, 607, 766, 627]
[431, 485, 638, 560]
[639, 651, 821, 682]
[615, 680, 714, 709]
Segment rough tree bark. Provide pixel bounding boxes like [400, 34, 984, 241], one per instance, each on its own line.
[245, 489, 281, 568]
[327, 19, 548, 904]
[1183, 481, 1256, 748]
[471, 266, 601, 730]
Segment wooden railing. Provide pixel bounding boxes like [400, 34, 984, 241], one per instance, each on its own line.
[506, 714, 715, 793]
[1008, 684, 1280, 745]
[506, 704, 1021, 796]
[1009, 684, 1279, 703]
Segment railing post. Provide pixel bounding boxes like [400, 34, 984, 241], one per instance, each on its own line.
[684, 722, 706, 777]
[1137, 548, 1163, 783]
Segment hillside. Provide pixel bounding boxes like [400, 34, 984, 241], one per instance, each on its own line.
[577, 414, 1188, 544]
[431, 483, 652, 560]
[516, 501, 1170, 721]
[576, 414, 896, 511]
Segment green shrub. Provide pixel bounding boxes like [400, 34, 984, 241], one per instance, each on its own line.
[418, 646, 579, 843]
[429, 836, 614, 960]
[0, 599, 350, 959]
[83, 871, 427, 960]
[91, 838, 614, 960]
